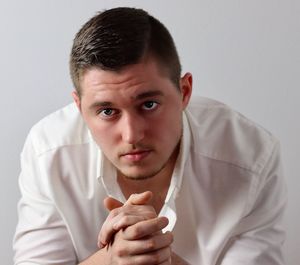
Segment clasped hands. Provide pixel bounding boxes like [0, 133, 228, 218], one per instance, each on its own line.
[97, 191, 187, 265]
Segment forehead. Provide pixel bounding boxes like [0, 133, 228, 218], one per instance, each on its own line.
[80, 58, 172, 97]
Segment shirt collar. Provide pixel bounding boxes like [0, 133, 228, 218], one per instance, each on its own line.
[165, 111, 191, 202]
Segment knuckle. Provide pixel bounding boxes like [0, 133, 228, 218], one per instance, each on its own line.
[118, 211, 126, 219]
[145, 211, 157, 219]
[125, 204, 133, 211]
[114, 246, 126, 257]
[121, 215, 130, 223]
[116, 216, 129, 229]
[131, 227, 140, 238]
[144, 205, 155, 212]
[131, 225, 142, 238]
[110, 208, 119, 218]
[146, 238, 156, 251]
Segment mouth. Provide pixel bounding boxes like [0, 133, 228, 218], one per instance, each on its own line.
[120, 149, 152, 162]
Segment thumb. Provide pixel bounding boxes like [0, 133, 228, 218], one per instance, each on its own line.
[125, 191, 153, 205]
[103, 197, 123, 211]
[103, 191, 153, 211]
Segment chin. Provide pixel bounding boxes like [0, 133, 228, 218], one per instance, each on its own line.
[119, 166, 163, 181]
[124, 174, 155, 181]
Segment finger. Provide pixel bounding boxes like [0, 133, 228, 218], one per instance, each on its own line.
[130, 246, 171, 265]
[127, 231, 173, 255]
[100, 191, 155, 248]
[98, 222, 118, 248]
[123, 216, 169, 240]
[98, 207, 123, 248]
[125, 191, 153, 206]
[104, 191, 153, 211]
[98, 214, 145, 248]
[104, 197, 123, 211]
[113, 215, 149, 231]
[98, 205, 157, 247]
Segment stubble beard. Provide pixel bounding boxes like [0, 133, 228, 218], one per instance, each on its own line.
[118, 141, 181, 181]
[119, 160, 170, 181]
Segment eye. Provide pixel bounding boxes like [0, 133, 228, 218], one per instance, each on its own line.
[142, 101, 158, 110]
[98, 108, 118, 117]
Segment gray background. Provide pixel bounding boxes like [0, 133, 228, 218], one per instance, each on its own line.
[0, 0, 299, 264]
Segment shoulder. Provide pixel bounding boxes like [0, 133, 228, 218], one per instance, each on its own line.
[27, 103, 91, 155]
[185, 97, 278, 175]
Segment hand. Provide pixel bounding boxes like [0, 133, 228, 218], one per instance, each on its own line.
[98, 191, 173, 264]
[104, 217, 173, 265]
[80, 192, 174, 265]
[99, 192, 190, 265]
[79, 220, 173, 265]
[98, 191, 159, 248]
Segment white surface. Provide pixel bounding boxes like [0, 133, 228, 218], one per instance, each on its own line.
[0, 1, 299, 264]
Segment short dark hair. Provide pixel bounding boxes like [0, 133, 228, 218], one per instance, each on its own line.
[70, 7, 181, 96]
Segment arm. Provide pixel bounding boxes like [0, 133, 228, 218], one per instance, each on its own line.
[217, 142, 287, 265]
[171, 252, 191, 265]
[13, 131, 77, 265]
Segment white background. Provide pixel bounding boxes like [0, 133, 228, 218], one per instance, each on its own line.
[0, 1, 299, 264]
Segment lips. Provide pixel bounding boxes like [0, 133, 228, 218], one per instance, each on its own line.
[121, 150, 151, 162]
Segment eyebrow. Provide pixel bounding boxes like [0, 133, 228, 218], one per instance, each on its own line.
[133, 90, 164, 100]
[88, 90, 164, 110]
[89, 101, 112, 110]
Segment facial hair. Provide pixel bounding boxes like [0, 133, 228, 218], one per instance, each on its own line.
[117, 140, 181, 181]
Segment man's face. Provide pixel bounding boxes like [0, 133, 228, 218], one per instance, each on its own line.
[73, 58, 192, 180]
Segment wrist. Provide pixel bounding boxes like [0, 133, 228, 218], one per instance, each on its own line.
[78, 247, 109, 265]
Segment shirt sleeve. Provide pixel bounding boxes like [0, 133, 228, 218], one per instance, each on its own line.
[13, 130, 77, 265]
[217, 141, 287, 265]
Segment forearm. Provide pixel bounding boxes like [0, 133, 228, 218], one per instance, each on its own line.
[171, 252, 191, 265]
[78, 247, 109, 265]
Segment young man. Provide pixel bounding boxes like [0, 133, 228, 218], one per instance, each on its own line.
[13, 7, 287, 265]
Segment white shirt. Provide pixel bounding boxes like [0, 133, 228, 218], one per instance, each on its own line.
[13, 97, 287, 265]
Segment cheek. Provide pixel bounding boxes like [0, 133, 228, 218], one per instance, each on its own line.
[150, 111, 182, 141]
[81, 110, 120, 154]
[94, 127, 115, 145]
[85, 120, 116, 147]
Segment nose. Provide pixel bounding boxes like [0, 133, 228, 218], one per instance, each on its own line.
[120, 113, 145, 144]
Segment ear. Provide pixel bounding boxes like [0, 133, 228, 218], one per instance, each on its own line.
[72, 91, 81, 112]
[180, 72, 193, 109]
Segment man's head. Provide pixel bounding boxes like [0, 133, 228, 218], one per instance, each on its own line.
[70, 7, 182, 97]
[70, 7, 192, 181]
